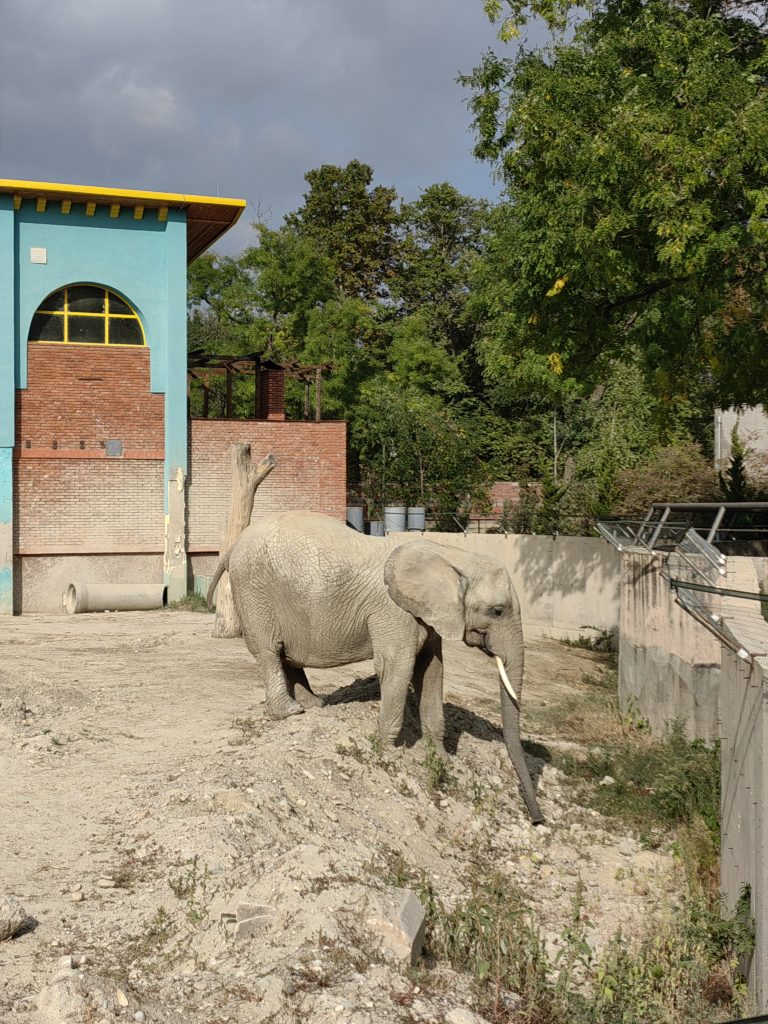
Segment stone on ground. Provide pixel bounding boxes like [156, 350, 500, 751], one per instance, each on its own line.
[0, 894, 28, 941]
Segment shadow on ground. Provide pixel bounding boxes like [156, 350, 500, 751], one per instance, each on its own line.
[324, 674, 550, 786]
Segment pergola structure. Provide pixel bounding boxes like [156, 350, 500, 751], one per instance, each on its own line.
[187, 351, 333, 421]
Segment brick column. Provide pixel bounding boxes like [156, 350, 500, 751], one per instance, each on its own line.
[258, 369, 286, 421]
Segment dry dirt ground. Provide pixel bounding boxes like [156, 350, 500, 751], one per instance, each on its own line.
[0, 611, 677, 1024]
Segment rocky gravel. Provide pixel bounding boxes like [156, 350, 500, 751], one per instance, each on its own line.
[0, 612, 678, 1023]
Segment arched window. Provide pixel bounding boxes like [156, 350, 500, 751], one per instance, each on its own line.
[28, 286, 145, 346]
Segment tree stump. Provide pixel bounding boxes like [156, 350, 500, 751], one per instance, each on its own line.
[213, 446, 276, 638]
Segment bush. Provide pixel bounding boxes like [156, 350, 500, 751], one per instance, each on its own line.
[615, 443, 721, 518]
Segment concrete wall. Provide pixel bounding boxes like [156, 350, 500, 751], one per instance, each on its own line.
[718, 558, 768, 1010]
[390, 532, 620, 641]
[720, 646, 768, 1010]
[618, 552, 722, 741]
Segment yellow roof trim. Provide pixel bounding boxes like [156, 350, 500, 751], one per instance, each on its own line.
[0, 178, 246, 210]
[0, 178, 247, 263]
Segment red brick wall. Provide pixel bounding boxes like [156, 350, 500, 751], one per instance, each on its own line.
[14, 460, 165, 554]
[491, 482, 522, 514]
[14, 344, 165, 554]
[188, 419, 347, 551]
[17, 343, 164, 454]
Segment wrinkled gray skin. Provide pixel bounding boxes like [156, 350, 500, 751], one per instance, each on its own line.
[207, 511, 543, 823]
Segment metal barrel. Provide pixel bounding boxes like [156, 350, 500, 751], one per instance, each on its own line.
[383, 506, 407, 533]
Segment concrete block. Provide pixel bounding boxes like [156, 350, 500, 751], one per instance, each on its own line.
[367, 888, 425, 965]
[234, 902, 275, 940]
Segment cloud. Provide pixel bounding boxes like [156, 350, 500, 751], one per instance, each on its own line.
[0, 0, 542, 254]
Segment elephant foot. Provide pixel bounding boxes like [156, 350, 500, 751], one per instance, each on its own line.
[266, 698, 304, 720]
[295, 690, 327, 710]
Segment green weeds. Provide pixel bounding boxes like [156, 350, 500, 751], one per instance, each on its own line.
[557, 722, 720, 851]
[230, 715, 262, 744]
[424, 866, 748, 1024]
[168, 856, 210, 924]
[422, 736, 456, 795]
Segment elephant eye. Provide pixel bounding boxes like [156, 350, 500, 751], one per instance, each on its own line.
[491, 606, 505, 618]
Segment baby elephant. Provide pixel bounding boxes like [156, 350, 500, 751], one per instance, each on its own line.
[207, 511, 542, 823]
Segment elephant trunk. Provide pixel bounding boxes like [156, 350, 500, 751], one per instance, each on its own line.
[492, 621, 545, 825]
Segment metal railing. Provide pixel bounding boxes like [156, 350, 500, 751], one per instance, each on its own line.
[598, 503, 768, 554]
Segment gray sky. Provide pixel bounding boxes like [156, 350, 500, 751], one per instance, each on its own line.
[0, 0, 527, 256]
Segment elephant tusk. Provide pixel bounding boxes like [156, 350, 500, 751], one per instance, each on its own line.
[495, 655, 519, 705]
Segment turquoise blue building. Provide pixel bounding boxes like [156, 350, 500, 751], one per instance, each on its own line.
[0, 179, 245, 613]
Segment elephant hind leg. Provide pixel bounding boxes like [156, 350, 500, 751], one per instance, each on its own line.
[285, 664, 327, 710]
[261, 651, 304, 719]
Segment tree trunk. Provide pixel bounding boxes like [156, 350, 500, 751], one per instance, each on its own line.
[213, 446, 276, 638]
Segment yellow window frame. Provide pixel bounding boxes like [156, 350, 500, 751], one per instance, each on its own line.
[31, 286, 146, 346]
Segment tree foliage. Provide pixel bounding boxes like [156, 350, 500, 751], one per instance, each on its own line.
[464, 0, 768, 408]
[286, 160, 400, 300]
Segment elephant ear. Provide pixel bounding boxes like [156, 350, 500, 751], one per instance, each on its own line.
[384, 543, 467, 640]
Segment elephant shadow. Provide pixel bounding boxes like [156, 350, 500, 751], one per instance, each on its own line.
[324, 674, 550, 783]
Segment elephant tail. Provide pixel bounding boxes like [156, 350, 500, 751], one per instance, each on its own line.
[206, 548, 233, 611]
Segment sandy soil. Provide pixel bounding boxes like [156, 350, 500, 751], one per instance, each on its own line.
[0, 611, 677, 1024]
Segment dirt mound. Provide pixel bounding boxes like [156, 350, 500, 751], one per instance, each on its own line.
[0, 613, 676, 1023]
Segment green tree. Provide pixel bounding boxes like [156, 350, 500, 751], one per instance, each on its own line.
[300, 297, 384, 419]
[287, 160, 400, 300]
[240, 225, 336, 346]
[465, 0, 768, 408]
[352, 378, 492, 525]
[720, 424, 752, 501]
[395, 183, 489, 358]
[187, 252, 267, 355]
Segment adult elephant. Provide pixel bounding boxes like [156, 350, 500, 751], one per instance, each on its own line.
[207, 512, 543, 823]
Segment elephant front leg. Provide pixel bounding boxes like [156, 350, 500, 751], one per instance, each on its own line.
[412, 634, 445, 751]
[374, 648, 417, 747]
[261, 651, 304, 719]
[285, 664, 327, 710]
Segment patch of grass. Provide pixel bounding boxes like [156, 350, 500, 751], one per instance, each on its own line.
[112, 852, 144, 890]
[118, 906, 177, 968]
[165, 592, 209, 612]
[559, 722, 721, 849]
[425, 870, 750, 1024]
[368, 731, 383, 756]
[559, 630, 616, 654]
[530, 671, 624, 745]
[313, 926, 384, 979]
[336, 733, 400, 777]
[335, 739, 364, 761]
[397, 777, 416, 798]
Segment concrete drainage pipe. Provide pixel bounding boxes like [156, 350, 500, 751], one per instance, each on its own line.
[64, 583, 168, 615]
